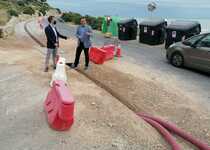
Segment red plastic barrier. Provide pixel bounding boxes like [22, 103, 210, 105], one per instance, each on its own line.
[116, 46, 122, 57]
[141, 117, 181, 150]
[101, 44, 122, 59]
[44, 80, 74, 131]
[138, 113, 210, 150]
[101, 45, 115, 60]
[89, 47, 106, 64]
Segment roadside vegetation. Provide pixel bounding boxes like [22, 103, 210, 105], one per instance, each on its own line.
[0, 0, 51, 25]
[61, 12, 103, 31]
[0, 0, 103, 30]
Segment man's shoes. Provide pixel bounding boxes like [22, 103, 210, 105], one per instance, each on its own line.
[70, 63, 78, 69]
[44, 67, 49, 72]
[84, 66, 89, 70]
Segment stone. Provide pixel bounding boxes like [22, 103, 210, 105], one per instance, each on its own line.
[91, 102, 96, 106]
[107, 123, 114, 128]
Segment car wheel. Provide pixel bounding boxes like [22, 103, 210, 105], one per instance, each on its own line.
[171, 52, 184, 67]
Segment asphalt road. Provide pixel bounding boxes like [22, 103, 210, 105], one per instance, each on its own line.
[56, 22, 210, 107]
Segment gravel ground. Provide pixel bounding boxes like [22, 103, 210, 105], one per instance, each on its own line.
[26, 19, 210, 149]
[3, 19, 210, 149]
[56, 22, 210, 110]
[0, 20, 172, 150]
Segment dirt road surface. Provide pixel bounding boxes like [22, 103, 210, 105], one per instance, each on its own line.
[55, 21, 210, 149]
[57, 22, 210, 110]
[26, 19, 210, 149]
[0, 21, 171, 150]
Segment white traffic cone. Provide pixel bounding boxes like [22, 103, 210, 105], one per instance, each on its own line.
[50, 57, 67, 87]
[57, 57, 65, 65]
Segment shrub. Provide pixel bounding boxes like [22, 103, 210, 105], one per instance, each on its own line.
[84, 15, 103, 30]
[17, 1, 25, 6]
[72, 13, 82, 24]
[38, 12, 42, 16]
[56, 8, 61, 14]
[8, 9, 19, 17]
[61, 13, 72, 22]
[22, 6, 35, 15]
[61, 12, 103, 31]
[96, 17, 103, 31]
[42, 2, 50, 9]
[39, 5, 49, 16]
[0, 10, 10, 26]
[62, 12, 82, 24]
[85, 15, 94, 24]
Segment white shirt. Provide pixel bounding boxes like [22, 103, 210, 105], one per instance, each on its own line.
[50, 24, 58, 42]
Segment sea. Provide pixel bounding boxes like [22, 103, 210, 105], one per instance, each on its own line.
[47, 0, 210, 32]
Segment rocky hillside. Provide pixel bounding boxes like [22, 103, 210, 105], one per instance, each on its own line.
[0, 0, 52, 25]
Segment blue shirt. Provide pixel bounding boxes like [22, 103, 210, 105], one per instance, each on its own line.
[76, 25, 92, 48]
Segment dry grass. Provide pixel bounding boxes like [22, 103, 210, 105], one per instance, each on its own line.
[0, 9, 10, 26]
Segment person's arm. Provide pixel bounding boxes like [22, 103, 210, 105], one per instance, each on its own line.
[58, 32, 67, 40]
[56, 28, 67, 40]
[86, 26, 93, 37]
[76, 26, 81, 39]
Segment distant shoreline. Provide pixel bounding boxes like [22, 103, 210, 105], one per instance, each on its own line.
[47, 1, 210, 33]
[48, 0, 210, 20]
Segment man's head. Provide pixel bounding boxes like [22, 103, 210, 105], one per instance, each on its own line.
[48, 16, 56, 25]
[48, 16, 54, 24]
[80, 18, 87, 26]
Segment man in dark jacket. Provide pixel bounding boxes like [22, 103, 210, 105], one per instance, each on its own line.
[44, 16, 67, 72]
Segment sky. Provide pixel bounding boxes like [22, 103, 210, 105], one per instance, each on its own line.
[99, 0, 210, 7]
[48, 0, 210, 8]
[47, 0, 210, 19]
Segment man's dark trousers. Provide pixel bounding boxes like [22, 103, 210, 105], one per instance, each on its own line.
[74, 42, 89, 67]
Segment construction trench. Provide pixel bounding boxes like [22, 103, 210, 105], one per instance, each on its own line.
[22, 20, 210, 150]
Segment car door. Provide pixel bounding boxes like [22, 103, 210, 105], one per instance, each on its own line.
[194, 35, 210, 71]
[181, 34, 204, 67]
